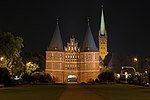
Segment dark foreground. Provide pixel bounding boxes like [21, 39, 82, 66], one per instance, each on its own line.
[0, 84, 150, 100]
[0, 85, 65, 100]
[59, 85, 106, 100]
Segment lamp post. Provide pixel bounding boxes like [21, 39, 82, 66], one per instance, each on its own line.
[0, 57, 4, 67]
[134, 57, 138, 71]
[0, 57, 4, 61]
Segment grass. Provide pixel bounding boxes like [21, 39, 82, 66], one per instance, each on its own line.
[83, 84, 150, 100]
[1, 84, 150, 100]
[0, 85, 66, 100]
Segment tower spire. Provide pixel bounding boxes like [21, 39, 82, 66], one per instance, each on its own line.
[82, 18, 98, 52]
[48, 18, 63, 51]
[99, 6, 108, 60]
[99, 5, 106, 36]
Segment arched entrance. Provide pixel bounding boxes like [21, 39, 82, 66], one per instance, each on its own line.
[67, 75, 77, 83]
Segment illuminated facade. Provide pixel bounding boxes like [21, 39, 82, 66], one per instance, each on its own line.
[46, 8, 108, 83]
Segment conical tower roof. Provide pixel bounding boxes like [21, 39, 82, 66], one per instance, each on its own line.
[81, 19, 98, 52]
[47, 19, 63, 51]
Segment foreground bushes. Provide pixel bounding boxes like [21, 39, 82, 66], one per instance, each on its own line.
[98, 70, 115, 83]
[0, 69, 53, 86]
[0, 67, 11, 87]
[21, 72, 52, 84]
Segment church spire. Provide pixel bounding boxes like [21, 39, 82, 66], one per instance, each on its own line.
[99, 6, 108, 60]
[47, 18, 63, 51]
[99, 5, 106, 36]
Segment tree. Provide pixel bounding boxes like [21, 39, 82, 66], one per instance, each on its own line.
[26, 61, 39, 74]
[32, 52, 45, 71]
[0, 32, 24, 77]
[144, 58, 150, 70]
[98, 70, 115, 83]
[21, 51, 45, 72]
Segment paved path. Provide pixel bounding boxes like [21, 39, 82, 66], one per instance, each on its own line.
[59, 85, 106, 100]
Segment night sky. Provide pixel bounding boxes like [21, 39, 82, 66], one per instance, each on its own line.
[0, 0, 150, 57]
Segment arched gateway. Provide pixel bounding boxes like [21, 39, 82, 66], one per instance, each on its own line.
[67, 75, 77, 82]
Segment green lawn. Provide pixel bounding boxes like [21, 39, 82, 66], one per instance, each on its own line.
[83, 84, 150, 100]
[0, 85, 66, 100]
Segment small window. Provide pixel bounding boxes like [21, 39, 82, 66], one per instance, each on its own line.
[69, 47, 70, 50]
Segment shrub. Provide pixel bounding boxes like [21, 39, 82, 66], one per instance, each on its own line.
[98, 70, 115, 83]
[0, 67, 11, 87]
[21, 72, 52, 84]
[31, 72, 52, 83]
[80, 82, 86, 85]
[87, 79, 95, 84]
[21, 73, 32, 83]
